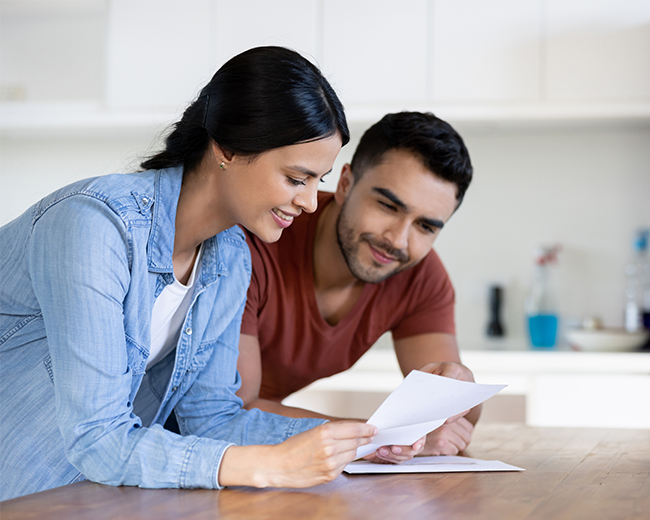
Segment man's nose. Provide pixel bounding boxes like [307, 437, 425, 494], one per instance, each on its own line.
[385, 220, 409, 251]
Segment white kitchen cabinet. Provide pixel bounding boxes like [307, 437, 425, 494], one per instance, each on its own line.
[2, 0, 650, 134]
[431, 0, 542, 103]
[285, 349, 650, 429]
[106, 0, 212, 109]
[321, 0, 428, 104]
[545, 0, 650, 103]
[85, 0, 321, 115]
[527, 373, 650, 429]
[212, 0, 320, 69]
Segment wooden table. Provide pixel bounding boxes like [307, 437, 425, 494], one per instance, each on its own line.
[2, 424, 649, 520]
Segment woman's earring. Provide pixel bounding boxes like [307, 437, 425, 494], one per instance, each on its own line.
[220, 162, 225, 170]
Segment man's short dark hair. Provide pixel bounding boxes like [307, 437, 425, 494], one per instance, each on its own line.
[350, 112, 473, 206]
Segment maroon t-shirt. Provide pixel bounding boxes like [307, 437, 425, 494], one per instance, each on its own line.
[241, 192, 455, 402]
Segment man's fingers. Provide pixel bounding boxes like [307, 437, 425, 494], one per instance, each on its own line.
[445, 409, 470, 424]
[420, 362, 474, 382]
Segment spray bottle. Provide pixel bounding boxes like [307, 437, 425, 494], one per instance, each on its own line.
[525, 245, 560, 349]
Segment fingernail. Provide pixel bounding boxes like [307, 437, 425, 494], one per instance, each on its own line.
[392, 446, 402, 454]
[379, 448, 389, 456]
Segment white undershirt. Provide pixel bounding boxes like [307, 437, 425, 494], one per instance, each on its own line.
[147, 244, 204, 369]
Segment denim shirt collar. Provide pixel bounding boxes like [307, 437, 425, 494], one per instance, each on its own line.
[147, 166, 182, 274]
[146, 166, 229, 285]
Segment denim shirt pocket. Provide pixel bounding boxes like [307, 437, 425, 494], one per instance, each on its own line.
[124, 335, 148, 376]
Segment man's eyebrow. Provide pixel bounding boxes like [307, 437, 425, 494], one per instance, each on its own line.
[420, 217, 445, 229]
[287, 165, 333, 178]
[373, 187, 444, 229]
[372, 187, 408, 210]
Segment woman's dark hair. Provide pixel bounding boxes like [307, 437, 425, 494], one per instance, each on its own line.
[141, 46, 349, 173]
[350, 112, 473, 206]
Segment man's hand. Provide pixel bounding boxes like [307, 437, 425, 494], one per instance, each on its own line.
[418, 361, 477, 423]
[363, 436, 426, 464]
[416, 361, 479, 454]
[418, 360, 475, 382]
[422, 416, 473, 456]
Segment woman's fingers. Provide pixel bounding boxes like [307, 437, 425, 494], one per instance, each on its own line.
[326, 421, 378, 441]
[257, 422, 378, 488]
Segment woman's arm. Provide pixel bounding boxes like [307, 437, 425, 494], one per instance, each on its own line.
[28, 196, 231, 490]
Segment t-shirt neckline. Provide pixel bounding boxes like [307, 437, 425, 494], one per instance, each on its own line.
[305, 193, 375, 331]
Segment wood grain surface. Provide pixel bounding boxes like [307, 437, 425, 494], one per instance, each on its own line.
[2, 424, 649, 520]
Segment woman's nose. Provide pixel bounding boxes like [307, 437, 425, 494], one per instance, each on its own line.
[293, 182, 318, 214]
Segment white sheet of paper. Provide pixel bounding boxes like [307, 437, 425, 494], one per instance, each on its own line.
[356, 370, 506, 458]
[344, 455, 524, 474]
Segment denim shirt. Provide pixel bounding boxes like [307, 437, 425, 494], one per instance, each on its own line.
[0, 167, 324, 500]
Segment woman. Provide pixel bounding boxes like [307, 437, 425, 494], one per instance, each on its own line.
[0, 46, 377, 500]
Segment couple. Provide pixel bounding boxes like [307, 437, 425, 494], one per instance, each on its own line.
[0, 46, 475, 500]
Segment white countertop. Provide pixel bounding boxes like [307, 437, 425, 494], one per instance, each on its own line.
[304, 348, 650, 395]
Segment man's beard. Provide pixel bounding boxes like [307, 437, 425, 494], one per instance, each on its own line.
[335, 200, 410, 284]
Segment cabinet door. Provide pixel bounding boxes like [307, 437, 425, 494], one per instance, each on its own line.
[106, 0, 211, 109]
[527, 373, 650, 429]
[546, 0, 650, 102]
[431, 0, 542, 103]
[322, 0, 428, 104]
[212, 0, 320, 69]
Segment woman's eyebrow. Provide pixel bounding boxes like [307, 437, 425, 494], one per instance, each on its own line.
[287, 165, 333, 178]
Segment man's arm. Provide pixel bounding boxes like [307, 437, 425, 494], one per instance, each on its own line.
[393, 332, 482, 455]
[236, 334, 331, 419]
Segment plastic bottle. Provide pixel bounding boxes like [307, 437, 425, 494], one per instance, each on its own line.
[525, 246, 560, 349]
[624, 229, 650, 334]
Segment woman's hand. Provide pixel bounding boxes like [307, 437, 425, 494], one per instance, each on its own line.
[219, 421, 377, 488]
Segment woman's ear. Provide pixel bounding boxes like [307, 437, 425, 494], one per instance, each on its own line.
[211, 141, 234, 166]
[334, 163, 354, 205]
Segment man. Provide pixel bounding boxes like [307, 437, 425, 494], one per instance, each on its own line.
[237, 111, 477, 461]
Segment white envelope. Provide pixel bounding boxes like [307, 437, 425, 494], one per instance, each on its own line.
[356, 370, 506, 458]
[345, 455, 525, 474]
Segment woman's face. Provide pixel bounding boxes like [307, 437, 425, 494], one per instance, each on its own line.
[220, 134, 342, 243]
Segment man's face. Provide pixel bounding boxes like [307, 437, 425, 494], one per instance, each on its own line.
[335, 148, 458, 284]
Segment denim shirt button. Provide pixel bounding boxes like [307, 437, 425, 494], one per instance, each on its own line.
[184, 327, 192, 335]
[172, 386, 178, 392]
[141, 197, 149, 205]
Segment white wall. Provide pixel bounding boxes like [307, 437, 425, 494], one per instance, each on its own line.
[1, 0, 649, 351]
[438, 124, 650, 349]
[2, 123, 648, 350]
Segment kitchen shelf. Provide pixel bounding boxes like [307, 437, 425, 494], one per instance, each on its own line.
[2, 101, 650, 140]
[0, 102, 180, 139]
[347, 102, 650, 129]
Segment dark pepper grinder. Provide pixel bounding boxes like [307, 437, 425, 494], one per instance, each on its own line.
[486, 285, 505, 337]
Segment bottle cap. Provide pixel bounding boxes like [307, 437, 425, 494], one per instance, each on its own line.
[534, 245, 561, 265]
[633, 229, 649, 252]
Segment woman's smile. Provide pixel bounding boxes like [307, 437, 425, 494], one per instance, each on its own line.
[271, 208, 298, 228]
